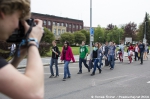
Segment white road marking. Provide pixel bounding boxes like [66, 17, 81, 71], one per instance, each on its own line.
[20, 72, 64, 75]
[147, 81, 150, 83]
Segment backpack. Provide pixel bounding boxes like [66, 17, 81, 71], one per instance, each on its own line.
[80, 46, 88, 56]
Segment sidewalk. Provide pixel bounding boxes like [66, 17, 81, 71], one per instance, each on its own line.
[17, 52, 129, 69]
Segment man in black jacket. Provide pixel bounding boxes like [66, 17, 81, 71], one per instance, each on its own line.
[104, 42, 109, 66]
[49, 40, 60, 78]
[138, 41, 145, 65]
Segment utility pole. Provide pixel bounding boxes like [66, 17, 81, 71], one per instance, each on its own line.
[90, 0, 93, 54]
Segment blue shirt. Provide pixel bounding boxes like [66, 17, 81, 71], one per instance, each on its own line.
[108, 45, 116, 55]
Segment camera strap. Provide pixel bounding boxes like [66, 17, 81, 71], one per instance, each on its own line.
[17, 26, 33, 57]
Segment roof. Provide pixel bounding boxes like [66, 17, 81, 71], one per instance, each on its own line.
[31, 12, 83, 22]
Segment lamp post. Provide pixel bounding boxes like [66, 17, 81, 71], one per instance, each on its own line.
[143, 21, 148, 44]
[90, 0, 93, 54]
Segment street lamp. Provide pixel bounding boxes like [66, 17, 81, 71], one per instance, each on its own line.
[90, 0, 93, 54]
[143, 21, 149, 44]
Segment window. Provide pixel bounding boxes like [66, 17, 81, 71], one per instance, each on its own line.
[73, 25, 75, 28]
[62, 29, 65, 33]
[69, 24, 71, 28]
[80, 25, 82, 29]
[54, 29, 57, 35]
[66, 23, 68, 27]
[57, 23, 60, 26]
[48, 21, 51, 26]
[53, 22, 56, 26]
[76, 25, 78, 29]
[43, 20, 47, 25]
[58, 29, 61, 35]
[61, 23, 64, 26]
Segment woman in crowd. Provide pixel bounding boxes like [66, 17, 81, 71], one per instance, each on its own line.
[90, 42, 102, 76]
[128, 43, 134, 63]
[60, 41, 75, 81]
[134, 43, 139, 61]
[99, 43, 103, 67]
[143, 43, 148, 60]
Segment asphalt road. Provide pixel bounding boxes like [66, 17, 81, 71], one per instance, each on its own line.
[1, 56, 150, 99]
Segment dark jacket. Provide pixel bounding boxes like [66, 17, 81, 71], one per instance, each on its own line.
[138, 44, 145, 52]
[52, 46, 60, 59]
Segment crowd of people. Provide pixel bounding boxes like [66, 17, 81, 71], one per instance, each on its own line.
[49, 40, 149, 81]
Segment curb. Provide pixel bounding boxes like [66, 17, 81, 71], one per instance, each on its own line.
[17, 60, 81, 69]
[17, 56, 128, 69]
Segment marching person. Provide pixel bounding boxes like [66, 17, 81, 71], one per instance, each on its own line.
[118, 41, 125, 62]
[49, 40, 60, 78]
[138, 41, 145, 65]
[104, 42, 109, 66]
[9, 43, 16, 56]
[60, 41, 75, 81]
[128, 43, 134, 64]
[143, 43, 148, 60]
[134, 43, 139, 61]
[77, 41, 90, 74]
[108, 42, 116, 70]
[99, 43, 103, 68]
[90, 42, 102, 76]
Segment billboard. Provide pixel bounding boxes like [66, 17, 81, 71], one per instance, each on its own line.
[125, 37, 132, 44]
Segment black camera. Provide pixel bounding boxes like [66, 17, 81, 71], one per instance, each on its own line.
[6, 19, 36, 43]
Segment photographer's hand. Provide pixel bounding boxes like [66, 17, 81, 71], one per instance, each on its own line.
[11, 19, 44, 68]
[23, 19, 44, 43]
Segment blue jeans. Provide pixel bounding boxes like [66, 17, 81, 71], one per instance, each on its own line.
[108, 55, 115, 69]
[99, 56, 103, 68]
[93, 59, 100, 73]
[50, 58, 59, 76]
[64, 61, 70, 79]
[140, 52, 144, 64]
[79, 58, 89, 72]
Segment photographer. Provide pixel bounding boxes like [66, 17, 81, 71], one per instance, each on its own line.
[0, 0, 44, 99]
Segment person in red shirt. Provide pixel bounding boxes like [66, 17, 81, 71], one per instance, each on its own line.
[128, 43, 134, 63]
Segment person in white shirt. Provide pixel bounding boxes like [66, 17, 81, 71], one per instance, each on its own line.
[134, 43, 139, 61]
[118, 42, 125, 62]
[10, 43, 16, 56]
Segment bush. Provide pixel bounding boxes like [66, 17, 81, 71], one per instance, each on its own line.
[39, 42, 51, 56]
[60, 32, 74, 45]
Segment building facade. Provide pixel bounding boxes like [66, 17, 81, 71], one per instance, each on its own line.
[31, 13, 84, 40]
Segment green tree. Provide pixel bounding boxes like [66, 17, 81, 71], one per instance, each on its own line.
[80, 30, 90, 45]
[74, 31, 86, 44]
[60, 32, 74, 45]
[143, 12, 150, 44]
[39, 27, 53, 56]
[137, 13, 150, 44]
[106, 27, 124, 44]
[94, 25, 104, 43]
[42, 27, 55, 43]
[137, 23, 144, 41]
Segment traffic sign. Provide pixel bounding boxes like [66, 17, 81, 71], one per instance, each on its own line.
[90, 28, 94, 35]
[90, 35, 94, 41]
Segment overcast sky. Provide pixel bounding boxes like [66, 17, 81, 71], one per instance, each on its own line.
[31, 0, 150, 28]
